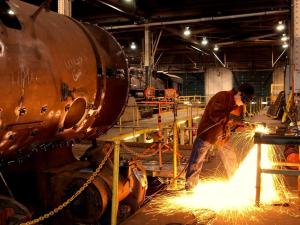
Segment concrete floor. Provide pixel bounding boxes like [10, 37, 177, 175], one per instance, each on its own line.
[120, 109, 300, 225]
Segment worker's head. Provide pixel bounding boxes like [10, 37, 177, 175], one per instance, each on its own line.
[234, 83, 254, 106]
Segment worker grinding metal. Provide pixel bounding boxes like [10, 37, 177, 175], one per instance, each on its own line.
[185, 83, 255, 190]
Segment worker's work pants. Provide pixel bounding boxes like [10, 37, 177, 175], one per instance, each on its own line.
[185, 136, 212, 187]
[218, 142, 238, 178]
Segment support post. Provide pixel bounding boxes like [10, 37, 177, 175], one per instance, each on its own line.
[255, 143, 262, 206]
[144, 26, 151, 86]
[180, 125, 185, 145]
[132, 105, 135, 126]
[173, 121, 178, 188]
[157, 114, 163, 170]
[293, 0, 300, 94]
[136, 103, 140, 126]
[298, 144, 300, 197]
[111, 141, 120, 225]
[188, 105, 193, 145]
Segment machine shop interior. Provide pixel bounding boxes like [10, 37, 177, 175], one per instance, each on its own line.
[0, 0, 300, 225]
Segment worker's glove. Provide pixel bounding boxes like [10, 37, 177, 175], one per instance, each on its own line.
[235, 122, 256, 132]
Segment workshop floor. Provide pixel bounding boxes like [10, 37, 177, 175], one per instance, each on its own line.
[121, 109, 300, 225]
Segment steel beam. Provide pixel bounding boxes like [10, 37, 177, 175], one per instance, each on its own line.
[105, 10, 289, 30]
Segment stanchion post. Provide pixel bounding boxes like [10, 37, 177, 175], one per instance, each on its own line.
[255, 143, 262, 206]
[173, 121, 178, 189]
[136, 103, 140, 126]
[188, 105, 193, 145]
[111, 140, 120, 225]
[298, 145, 300, 197]
[180, 125, 185, 145]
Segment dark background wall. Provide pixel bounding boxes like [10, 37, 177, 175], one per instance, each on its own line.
[176, 70, 272, 97]
[233, 71, 272, 97]
[176, 73, 205, 96]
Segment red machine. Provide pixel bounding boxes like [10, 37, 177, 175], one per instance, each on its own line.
[0, 1, 147, 224]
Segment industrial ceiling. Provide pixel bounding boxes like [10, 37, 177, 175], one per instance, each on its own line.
[23, 0, 291, 72]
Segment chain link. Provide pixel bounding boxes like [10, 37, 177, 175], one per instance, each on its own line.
[120, 142, 187, 161]
[20, 144, 114, 225]
[120, 143, 160, 159]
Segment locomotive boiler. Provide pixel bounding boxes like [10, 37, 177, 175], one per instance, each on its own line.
[0, 0, 147, 224]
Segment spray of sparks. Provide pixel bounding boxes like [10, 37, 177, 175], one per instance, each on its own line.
[147, 125, 290, 223]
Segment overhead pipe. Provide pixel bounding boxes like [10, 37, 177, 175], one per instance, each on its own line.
[272, 48, 287, 67]
[216, 33, 279, 46]
[104, 10, 289, 30]
[93, 0, 144, 21]
[212, 52, 226, 67]
[189, 45, 209, 55]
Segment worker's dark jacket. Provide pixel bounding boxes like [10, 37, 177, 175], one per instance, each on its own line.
[197, 90, 237, 144]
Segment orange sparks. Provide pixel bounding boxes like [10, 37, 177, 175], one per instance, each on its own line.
[149, 126, 288, 219]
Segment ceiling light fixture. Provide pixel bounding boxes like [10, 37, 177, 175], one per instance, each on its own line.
[213, 45, 219, 51]
[7, 9, 15, 15]
[183, 27, 191, 36]
[124, 0, 132, 2]
[281, 33, 288, 42]
[276, 21, 285, 32]
[130, 42, 137, 50]
[282, 42, 288, 48]
[201, 37, 208, 46]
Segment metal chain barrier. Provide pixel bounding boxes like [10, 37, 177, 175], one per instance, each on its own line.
[20, 144, 114, 225]
[120, 143, 160, 159]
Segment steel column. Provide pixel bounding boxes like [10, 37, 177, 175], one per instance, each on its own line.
[294, 0, 300, 93]
[58, 0, 71, 16]
[144, 26, 151, 86]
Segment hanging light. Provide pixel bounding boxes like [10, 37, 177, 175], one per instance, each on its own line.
[213, 45, 219, 51]
[281, 33, 288, 42]
[201, 37, 208, 46]
[282, 42, 288, 48]
[276, 21, 285, 32]
[7, 9, 15, 15]
[130, 42, 137, 50]
[183, 27, 191, 36]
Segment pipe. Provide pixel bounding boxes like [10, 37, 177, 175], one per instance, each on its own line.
[189, 45, 209, 55]
[216, 33, 278, 46]
[154, 52, 163, 68]
[254, 133, 300, 145]
[272, 48, 287, 67]
[152, 30, 163, 58]
[212, 52, 226, 67]
[93, 0, 142, 21]
[104, 10, 289, 30]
